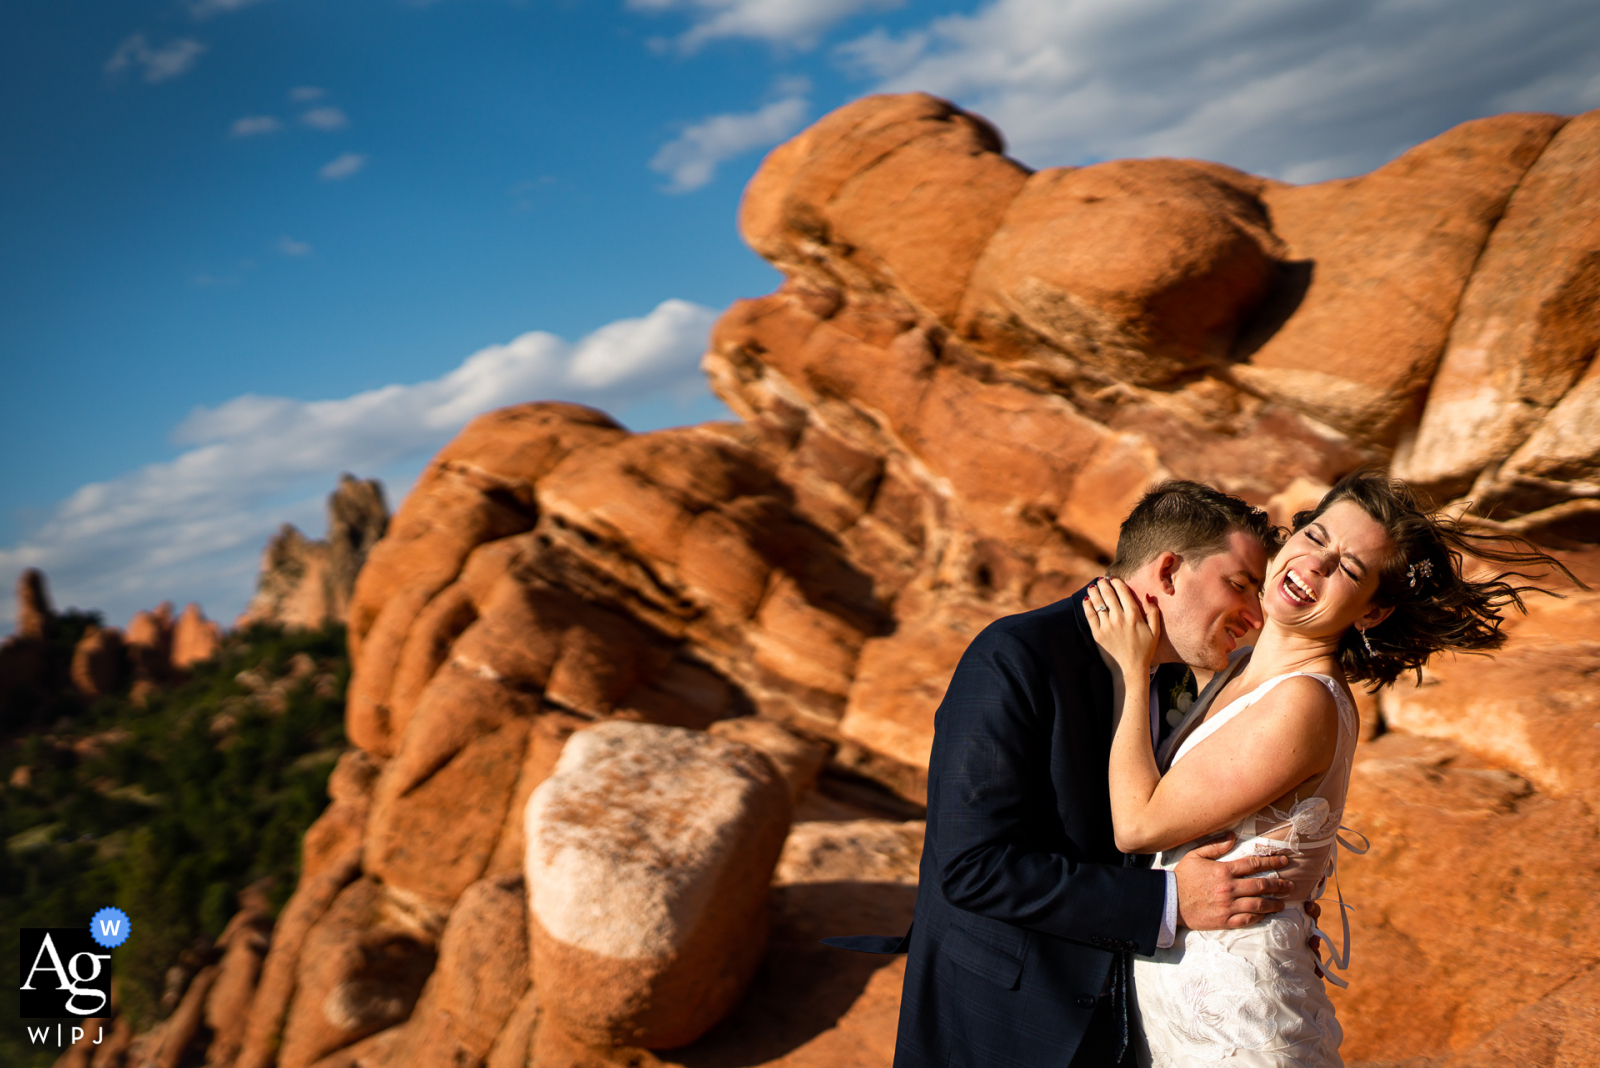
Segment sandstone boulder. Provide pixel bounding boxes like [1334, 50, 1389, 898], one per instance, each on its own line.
[484, 987, 541, 1068]
[148, 963, 218, 1068]
[276, 877, 442, 1068]
[834, 597, 1006, 803]
[1422, 963, 1600, 1067]
[1493, 351, 1600, 534]
[303, 749, 381, 885]
[525, 722, 791, 1050]
[1398, 111, 1600, 502]
[960, 158, 1281, 385]
[377, 872, 532, 1068]
[708, 716, 830, 802]
[773, 818, 925, 888]
[1380, 585, 1600, 807]
[345, 404, 623, 754]
[203, 906, 275, 1066]
[235, 790, 372, 1068]
[658, 819, 923, 1068]
[363, 665, 537, 908]
[1331, 733, 1600, 1061]
[1236, 113, 1567, 449]
[485, 708, 590, 879]
[741, 92, 1029, 324]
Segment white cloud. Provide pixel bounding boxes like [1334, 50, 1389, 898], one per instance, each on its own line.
[630, 0, 901, 51]
[843, 0, 1600, 182]
[276, 236, 312, 256]
[318, 152, 367, 181]
[290, 85, 326, 102]
[230, 115, 282, 137]
[0, 300, 719, 631]
[300, 105, 349, 131]
[105, 34, 207, 84]
[191, 0, 271, 17]
[651, 94, 809, 192]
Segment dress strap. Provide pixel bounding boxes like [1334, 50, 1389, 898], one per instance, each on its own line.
[1170, 670, 1349, 767]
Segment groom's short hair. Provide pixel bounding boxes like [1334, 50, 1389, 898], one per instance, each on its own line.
[1106, 480, 1280, 578]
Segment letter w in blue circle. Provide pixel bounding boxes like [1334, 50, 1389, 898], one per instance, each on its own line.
[90, 907, 131, 949]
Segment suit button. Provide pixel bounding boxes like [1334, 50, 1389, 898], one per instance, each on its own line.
[1076, 994, 1096, 1008]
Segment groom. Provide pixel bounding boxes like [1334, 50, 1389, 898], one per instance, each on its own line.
[835, 481, 1295, 1067]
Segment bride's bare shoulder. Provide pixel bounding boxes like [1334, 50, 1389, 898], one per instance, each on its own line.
[1249, 673, 1342, 732]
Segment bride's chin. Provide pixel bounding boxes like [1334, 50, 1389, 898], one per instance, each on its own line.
[1261, 596, 1293, 622]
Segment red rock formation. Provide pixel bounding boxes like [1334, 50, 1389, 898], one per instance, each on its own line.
[237, 475, 390, 632]
[90, 94, 1600, 1068]
[69, 624, 126, 698]
[1239, 113, 1569, 448]
[125, 601, 175, 702]
[17, 567, 53, 639]
[171, 602, 221, 668]
[1396, 112, 1600, 505]
[525, 723, 791, 1052]
[0, 570, 53, 713]
[205, 904, 276, 1067]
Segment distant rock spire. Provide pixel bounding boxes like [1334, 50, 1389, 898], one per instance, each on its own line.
[236, 474, 389, 631]
[16, 568, 54, 640]
[327, 475, 389, 622]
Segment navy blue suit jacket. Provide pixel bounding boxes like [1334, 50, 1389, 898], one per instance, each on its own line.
[890, 590, 1167, 1068]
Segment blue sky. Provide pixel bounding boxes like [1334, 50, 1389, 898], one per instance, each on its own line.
[3, 0, 1598, 630]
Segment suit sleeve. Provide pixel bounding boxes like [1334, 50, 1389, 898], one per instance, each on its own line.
[931, 625, 1167, 955]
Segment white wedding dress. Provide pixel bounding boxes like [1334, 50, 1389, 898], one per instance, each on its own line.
[1133, 651, 1367, 1067]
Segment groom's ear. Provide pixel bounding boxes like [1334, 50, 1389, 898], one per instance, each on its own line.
[1155, 551, 1182, 595]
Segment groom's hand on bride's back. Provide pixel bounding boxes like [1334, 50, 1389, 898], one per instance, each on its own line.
[1172, 833, 1295, 930]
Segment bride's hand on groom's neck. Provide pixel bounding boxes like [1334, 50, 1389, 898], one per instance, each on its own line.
[1085, 576, 1162, 680]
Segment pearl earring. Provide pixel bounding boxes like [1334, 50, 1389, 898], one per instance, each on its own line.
[1360, 627, 1374, 656]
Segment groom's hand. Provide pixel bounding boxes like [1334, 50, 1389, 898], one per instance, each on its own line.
[1173, 834, 1294, 930]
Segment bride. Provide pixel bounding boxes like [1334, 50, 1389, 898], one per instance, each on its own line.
[1084, 471, 1574, 1067]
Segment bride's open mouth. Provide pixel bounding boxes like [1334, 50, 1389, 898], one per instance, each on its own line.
[1280, 568, 1318, 607]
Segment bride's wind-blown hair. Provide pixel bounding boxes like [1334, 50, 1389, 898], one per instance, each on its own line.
[1289, 471, 1585, 689]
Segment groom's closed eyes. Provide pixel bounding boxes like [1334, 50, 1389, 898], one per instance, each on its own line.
[1226, 568, 1265, 599]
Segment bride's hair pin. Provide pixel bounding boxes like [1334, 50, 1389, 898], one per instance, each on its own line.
[1360, 627, 1375, 657]
[1406, 559, 1434, 588]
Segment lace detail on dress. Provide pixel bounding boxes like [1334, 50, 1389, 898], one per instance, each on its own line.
[1172, 937, 1278, 1060]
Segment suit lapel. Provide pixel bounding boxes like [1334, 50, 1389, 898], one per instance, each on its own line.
[1157, 651, 1249, 772]
[1071, 589, 1117, 747]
